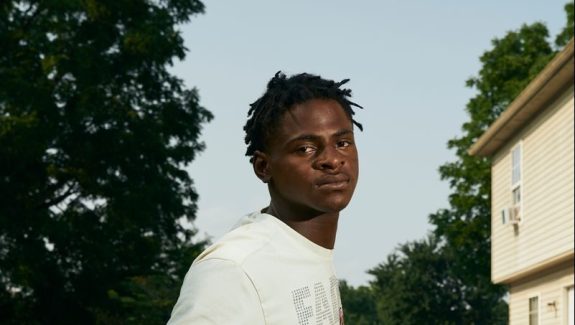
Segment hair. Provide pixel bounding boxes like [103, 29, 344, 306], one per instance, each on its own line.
[243, 71, 363, 162]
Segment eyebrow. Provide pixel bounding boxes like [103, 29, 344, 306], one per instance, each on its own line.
[286, 129, 354, 144]
[333, 129, 354, 138]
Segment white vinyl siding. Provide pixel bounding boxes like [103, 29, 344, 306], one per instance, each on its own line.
[508, 262, 573, 325]
[491, 86, 574, 282]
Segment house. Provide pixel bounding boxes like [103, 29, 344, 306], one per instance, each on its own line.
[469, 39, 574, 325]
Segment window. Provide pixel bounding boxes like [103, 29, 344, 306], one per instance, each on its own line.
[511, 145, 521, 186]
[568, 287, 574, 325]
[511, 144, 522, 222]
[512, 187, 521, 205]
[529, 296, 539, 325]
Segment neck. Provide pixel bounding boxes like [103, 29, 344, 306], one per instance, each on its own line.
[265, 202, 339, 249]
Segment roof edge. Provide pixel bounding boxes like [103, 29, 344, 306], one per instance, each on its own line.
[469, 38, 575, 157]
[492, 250, 574, 285]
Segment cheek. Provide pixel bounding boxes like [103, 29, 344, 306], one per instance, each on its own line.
[348, 154, 359, 177]
[272, 164, 311, 188]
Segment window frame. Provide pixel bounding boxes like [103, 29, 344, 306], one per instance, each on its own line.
[564, 286, 574, 325]
[510, 142, 523, 225]
[528, 294, 540, 325]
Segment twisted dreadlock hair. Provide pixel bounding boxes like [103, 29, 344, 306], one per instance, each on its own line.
[244, 71, 363, 162]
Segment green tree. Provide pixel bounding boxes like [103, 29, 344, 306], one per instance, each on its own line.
[428, 21, 555, 324]
[340, 280, 379, 325]
[555, 2, 574, 47]
[428, 18, 567, 323]
[0, 1, 211, 323]
[368, 236, 470, 325]
[342, 3, 573, 324]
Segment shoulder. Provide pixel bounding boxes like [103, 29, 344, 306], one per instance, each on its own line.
[167, 218, 272, 324]
[168, 259, 265, 324]
[194, 212, 279, 266]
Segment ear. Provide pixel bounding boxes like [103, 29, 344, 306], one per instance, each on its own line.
[252, 150, 271, 183]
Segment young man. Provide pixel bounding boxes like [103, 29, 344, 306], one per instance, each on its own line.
[168, 72, 363, 325]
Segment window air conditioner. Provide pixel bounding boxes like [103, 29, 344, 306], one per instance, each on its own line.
[501, 208, 509, 225]
[509, 206, 521, 224]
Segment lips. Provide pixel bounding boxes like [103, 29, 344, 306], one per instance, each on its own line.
[316, 174, 350, 189]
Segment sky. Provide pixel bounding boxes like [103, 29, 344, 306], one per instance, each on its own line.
[171, 0, 571, 286]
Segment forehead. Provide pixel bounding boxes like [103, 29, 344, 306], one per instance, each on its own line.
[273, 98, 353, 139]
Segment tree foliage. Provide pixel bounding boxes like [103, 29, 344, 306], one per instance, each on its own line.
[555, 2, 574, 47]
[368, 236, 474, 325]
[427, 21, 555, 324]
[0, 0, 211, 323]
[340, 280, 378, 325]
[341, 3, 573, 324]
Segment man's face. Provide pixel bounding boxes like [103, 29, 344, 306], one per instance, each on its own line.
[258, 98, 359, 216]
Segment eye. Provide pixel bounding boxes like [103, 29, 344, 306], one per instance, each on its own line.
[337, 140, 353, 148]
[297, 145, 316, 154]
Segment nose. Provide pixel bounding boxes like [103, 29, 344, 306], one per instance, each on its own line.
[314, 146, 345, 171]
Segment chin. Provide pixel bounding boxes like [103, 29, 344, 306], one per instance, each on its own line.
[320, 198, 352, 213]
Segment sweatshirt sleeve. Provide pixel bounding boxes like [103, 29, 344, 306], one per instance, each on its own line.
[167, 258, 265, 325]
